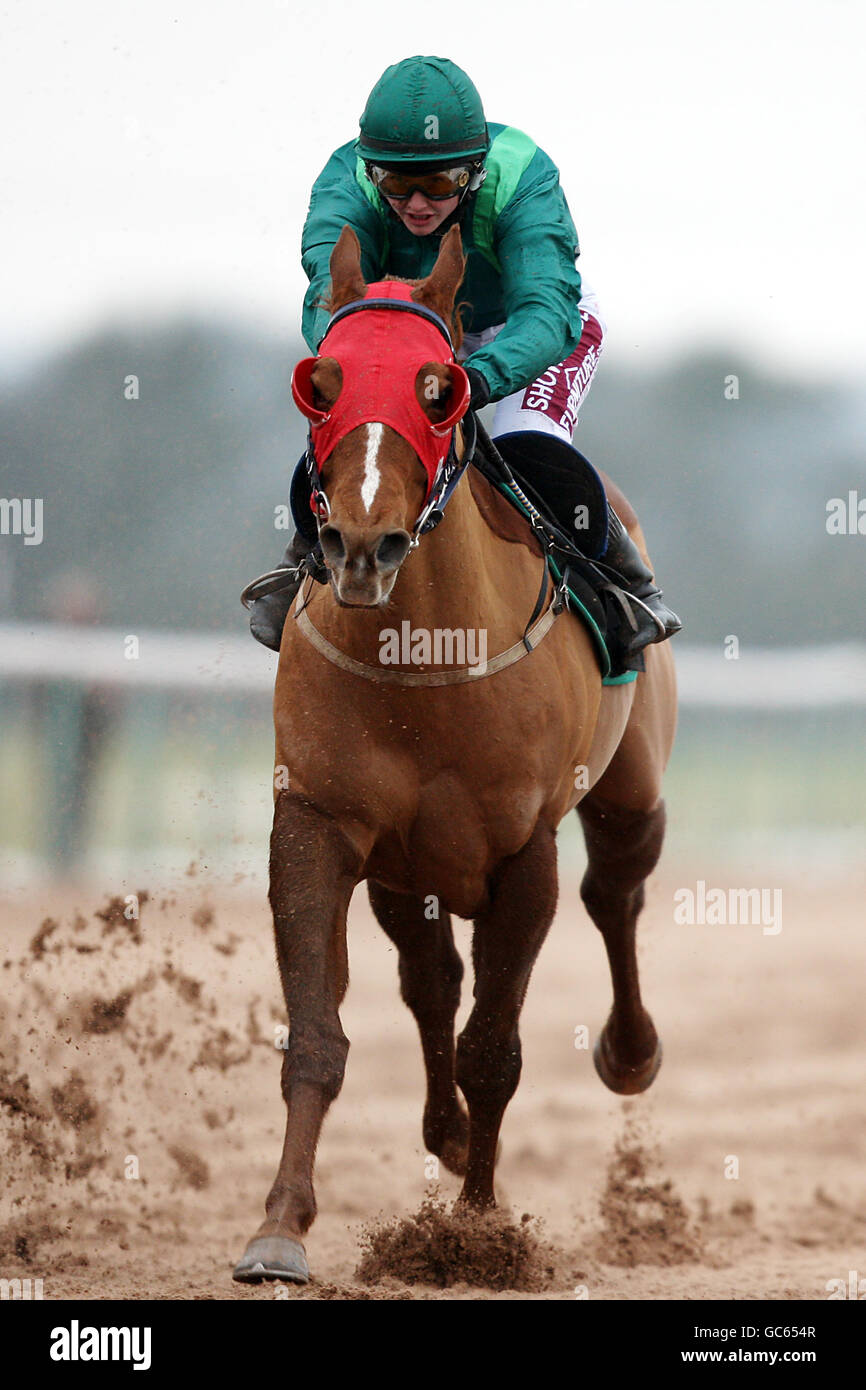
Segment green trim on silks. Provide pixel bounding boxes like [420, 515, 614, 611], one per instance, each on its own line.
[493, 481, 639, 686]
[472, 126, 538, 270]
[355, 158, 390, 265]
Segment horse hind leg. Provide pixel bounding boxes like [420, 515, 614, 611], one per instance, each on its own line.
[577, 793, 665, 1094]
[367, 882, 469, 1175]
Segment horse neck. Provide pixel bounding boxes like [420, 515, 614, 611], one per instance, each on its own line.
[383, 459, 548, 653]
[308, 438, 544, 655]
[391, 436, 539, 633]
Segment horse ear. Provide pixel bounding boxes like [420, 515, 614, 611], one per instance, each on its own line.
[411, 226, 466, 323]
[415, 361, 470, 428]
[328, 226, 367, 311]
[292, 356, 343, 420]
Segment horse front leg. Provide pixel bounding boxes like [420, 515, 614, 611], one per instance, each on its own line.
[233, 791, 361, 1284]
[456, 821, 559, 1209]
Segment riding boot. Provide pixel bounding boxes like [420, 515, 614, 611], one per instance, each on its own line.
[246, 530, 317, 652]
[602, 506, 682, 657]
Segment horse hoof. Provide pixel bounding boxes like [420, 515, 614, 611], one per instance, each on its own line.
[435, 1134, 501, 1178]
[437, 1135, 469, 1177]
[593, 1030, 662, 1095]
[232, 1236, 310, 1285]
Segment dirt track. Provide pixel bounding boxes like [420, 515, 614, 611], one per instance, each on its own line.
[1, 862, 864, 1300]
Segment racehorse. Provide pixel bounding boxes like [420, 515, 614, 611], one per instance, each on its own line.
[233, 224, 677, 1284]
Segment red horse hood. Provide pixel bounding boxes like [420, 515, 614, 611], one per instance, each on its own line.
[291, 281, 470, 499]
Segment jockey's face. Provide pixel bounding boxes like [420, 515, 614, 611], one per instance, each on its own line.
[385, 190, 460, 235]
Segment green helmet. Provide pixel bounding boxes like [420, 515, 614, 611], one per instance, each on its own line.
[356, 56, 489, 166]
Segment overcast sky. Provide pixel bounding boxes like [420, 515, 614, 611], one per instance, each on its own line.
[2, 0, 863, 381]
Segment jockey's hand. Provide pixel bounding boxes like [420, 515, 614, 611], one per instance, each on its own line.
[464, 365, 491, 411]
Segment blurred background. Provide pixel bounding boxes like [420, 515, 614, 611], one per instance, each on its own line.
[1, 0, 863, 883]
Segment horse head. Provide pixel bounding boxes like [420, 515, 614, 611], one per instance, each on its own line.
[291, 224, 470, 607]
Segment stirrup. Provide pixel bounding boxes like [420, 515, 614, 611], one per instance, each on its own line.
[600, 581, 673, 656]
[240, 564, 305, 610]
[626, 592, 669, 642]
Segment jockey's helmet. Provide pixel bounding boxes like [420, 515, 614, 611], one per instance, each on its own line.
[356, 56, 489, 187]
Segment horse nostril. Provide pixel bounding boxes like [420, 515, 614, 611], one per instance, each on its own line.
[319, 525, 345, 565]
[375, 530, 412, 574]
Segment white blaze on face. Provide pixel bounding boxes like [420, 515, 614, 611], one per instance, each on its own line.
[361, 422, 384, 513]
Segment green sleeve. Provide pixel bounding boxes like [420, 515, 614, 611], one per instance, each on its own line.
[464, 158, 584, 401]
[300, 143, 387, 351]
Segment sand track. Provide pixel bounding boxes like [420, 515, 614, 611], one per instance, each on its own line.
[1, 866, 864, 1300]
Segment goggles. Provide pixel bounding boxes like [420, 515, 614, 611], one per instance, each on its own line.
[367, 164, 475, 201]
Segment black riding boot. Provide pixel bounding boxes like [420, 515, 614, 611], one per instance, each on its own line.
[603, 506, 681, 656]
[244, 530, 317, 652]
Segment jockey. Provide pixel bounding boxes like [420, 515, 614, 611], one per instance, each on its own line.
[248, 55, 680, 655]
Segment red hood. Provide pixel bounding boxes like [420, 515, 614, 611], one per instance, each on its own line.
[291, 281, 470, 500]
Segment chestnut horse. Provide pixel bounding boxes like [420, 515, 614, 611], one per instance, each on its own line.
[233, 225, 677, 1284]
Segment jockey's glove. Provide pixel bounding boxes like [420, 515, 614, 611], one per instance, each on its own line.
[464, 365, 491, 411]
